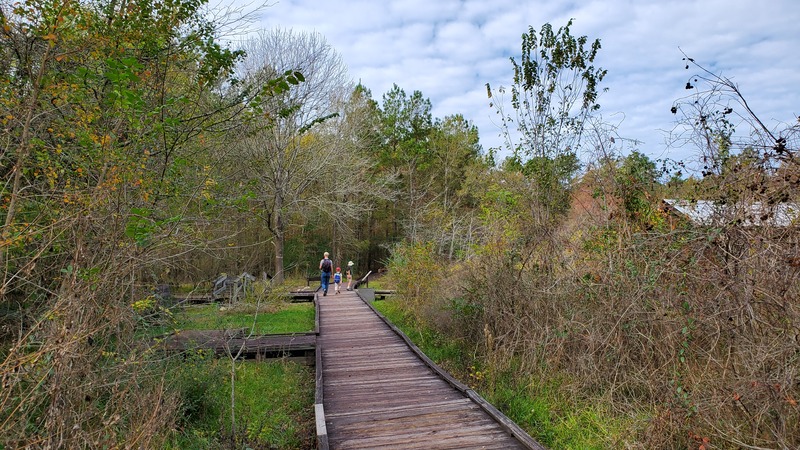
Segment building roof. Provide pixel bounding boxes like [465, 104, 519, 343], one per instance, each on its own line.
[663, 199, 800, 227]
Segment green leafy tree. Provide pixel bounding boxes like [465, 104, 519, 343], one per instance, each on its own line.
[419, 114, 483, 258]
[488, 19, 606, 223]
[378, 84, 434, 241]
[430, 114, 482, 210]
[614, 150, 660, 226]
[0, 0, 246, 446]
[375, 87, 484, 258]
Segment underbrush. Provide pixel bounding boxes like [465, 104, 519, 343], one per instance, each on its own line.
[383, 214, 800, 448]
[372, 299, 629, 448]
[373, 299, 469, 375]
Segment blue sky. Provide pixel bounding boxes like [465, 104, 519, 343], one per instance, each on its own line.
[224, 0, 800, 167]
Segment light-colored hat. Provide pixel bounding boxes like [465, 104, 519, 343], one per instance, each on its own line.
[347, 261, 354, 266]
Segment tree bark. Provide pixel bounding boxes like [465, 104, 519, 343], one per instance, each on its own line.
[272, 195, 285, 284]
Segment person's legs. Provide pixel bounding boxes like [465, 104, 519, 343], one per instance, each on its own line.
[321, 273, 330, 295]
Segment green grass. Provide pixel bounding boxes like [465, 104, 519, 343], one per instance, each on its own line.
[178, 302, 315, 334]
[371, 299, 468, 375]
[359, 274, 394, 291]
[359, 279, 388, 290]
[167, 355, 315, 449]
[372, 299, 629, 449]
[483, 375, 625, 449]
[280, 275, 318, 292]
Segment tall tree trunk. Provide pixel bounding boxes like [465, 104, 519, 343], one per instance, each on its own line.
[272, 196, 285, 284]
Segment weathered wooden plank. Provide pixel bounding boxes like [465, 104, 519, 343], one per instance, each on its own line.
[314, 309, 328, 450]
[318, 331, 399, 341]
[320, 330, 396, 338]
[341, 410, 498, 427]
[347, 437, 519, 450]
[321, 318, 392, 325]
[161, 331, 316, 360]
[322, 317, 384, 325]
[320, 338, 399, 347]
[323, 375, 442, 389]
[323, 354, 420, 368]
[314, 295, 320, 335]
[318, 340, 396, 350]
[324, 364, 423, 376]
[333, 423, 507, 444]
[323, 364, 429, 377]
[322, 345, 409, 358]
[330, 409, 494, 434]
[323, 397, 473, 419]
[321, 312, 381, 318]
[321, 325, 394, 332]
[321, 335, 396, 342]
[315, 338, 324, 404]
[326, 395, 467, 414]
[324, 350, 415, 361]
[331, 423, 516, 449]
[324, 351, 426, 365]
[325, 386, 458, 405]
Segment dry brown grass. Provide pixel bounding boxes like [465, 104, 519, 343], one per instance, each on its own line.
[392, 161, 800, 448]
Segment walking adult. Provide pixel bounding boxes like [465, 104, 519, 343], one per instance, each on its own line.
[319, 251, 333, 296]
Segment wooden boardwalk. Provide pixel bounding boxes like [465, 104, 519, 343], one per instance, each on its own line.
[161, 329, 315, 362]
[315, 289, 545, 449]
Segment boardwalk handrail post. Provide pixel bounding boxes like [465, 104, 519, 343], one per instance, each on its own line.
[352, 270, 371, 289]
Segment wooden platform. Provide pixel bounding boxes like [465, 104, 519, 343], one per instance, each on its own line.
[161, 330, 316, 363]
[316, 290, 545, 449]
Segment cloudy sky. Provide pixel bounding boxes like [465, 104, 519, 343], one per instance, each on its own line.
[231, 0, 800, 165]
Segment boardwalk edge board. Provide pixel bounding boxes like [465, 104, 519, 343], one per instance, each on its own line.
[357, 290, 548, 450]
[315, 330, 330, 450]
[314, 294, 321, 336]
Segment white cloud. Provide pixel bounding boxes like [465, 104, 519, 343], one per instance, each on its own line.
[244, 0, 800, 165]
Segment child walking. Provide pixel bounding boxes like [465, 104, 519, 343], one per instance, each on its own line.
[333, 267, 342, 294]
[346, 261, 354, 291]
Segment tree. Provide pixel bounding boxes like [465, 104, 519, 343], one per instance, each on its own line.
[613, 151, 660, 227]
[0, 0, 245, 446]
[419, 114, 483, 258]
[430, 114, 481, 212]
[320, 84, 393, 264]
[231, 30, 389, 282]
[371, 87, 485, 258]
[488, 19, 606, 223]
[378, 84, 434, 241]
